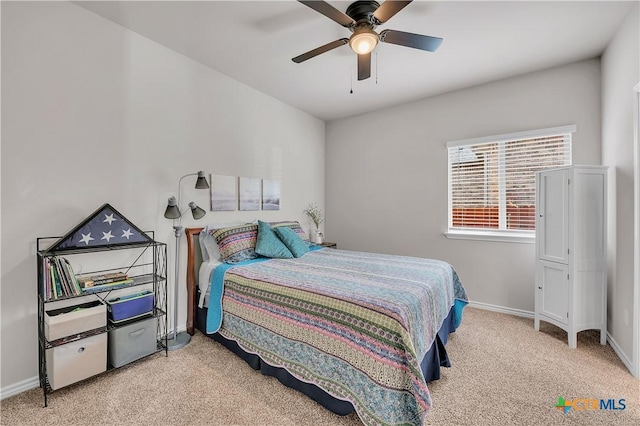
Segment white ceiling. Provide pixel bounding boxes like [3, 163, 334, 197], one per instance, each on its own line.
[74, 1, 634, 121]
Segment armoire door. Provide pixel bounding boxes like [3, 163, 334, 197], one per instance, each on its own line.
[538, 168, 569, 264]
[537, 261, 569, 325]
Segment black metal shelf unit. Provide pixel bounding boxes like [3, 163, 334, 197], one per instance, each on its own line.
[36, 235, 168, 407]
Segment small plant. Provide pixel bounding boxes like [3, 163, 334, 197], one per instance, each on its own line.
[303, 203, 324, 230]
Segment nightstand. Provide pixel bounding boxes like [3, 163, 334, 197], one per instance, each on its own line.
[317, 242, 337, 249]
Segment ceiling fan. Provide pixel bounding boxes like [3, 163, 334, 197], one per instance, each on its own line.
[292, 0, 443, 81]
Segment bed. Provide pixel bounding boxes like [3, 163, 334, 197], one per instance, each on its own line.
[184, 223, 467, 426]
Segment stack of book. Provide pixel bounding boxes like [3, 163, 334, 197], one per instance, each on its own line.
[77, 272, 134, 293]
[43, 257, 82, 300]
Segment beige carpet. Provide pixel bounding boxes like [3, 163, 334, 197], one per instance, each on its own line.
[1, 307, 638, 425]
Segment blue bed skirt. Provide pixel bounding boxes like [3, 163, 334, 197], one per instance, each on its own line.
[196, 293, 463, 416]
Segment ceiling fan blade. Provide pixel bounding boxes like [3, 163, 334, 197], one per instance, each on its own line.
[379, 29, 443, 52]
[298, 0, 355, 27]
[292, 38, 349, 63]
[373, 1, 413, 24]
[357, 52, 371, 81]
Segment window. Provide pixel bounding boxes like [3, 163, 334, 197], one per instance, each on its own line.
[446, 125, 574, 242]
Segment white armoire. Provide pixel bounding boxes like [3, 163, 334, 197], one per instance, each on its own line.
[534, 165, 608, 348]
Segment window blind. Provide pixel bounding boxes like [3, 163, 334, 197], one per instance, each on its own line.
[448, 128, 573, 233]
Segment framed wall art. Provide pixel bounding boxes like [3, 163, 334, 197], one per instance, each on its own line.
[261, 179, 281, 211]
[239, 177, 261, 211]
[209, 174, 237, 211]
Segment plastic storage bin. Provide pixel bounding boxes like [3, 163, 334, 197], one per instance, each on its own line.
[45, 333, 107, 390]
[44, 300, 106, 342]
[106, 290, 154, 323]
[108, 316, 157, 368]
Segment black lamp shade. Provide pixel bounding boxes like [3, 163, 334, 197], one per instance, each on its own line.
[195, 171, 209, 189]
[164, 196, 181, 219]
[189, 202, 206, 220]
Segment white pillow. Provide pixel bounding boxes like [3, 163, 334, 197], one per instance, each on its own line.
[198, 231, 211, 262]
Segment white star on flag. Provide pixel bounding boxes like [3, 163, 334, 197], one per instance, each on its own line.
[121, 228, 133, 239]
[79, 233, 94, 245]
[101, 231, 114, 242]
[103, 213, 116, 225]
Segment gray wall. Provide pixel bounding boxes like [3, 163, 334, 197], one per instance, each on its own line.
[326, 59, 602, 314]
[601, 4, 639, 366]
[1, 2, 324, 392]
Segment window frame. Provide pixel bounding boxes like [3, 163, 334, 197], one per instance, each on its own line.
[445, 125, 575, 243]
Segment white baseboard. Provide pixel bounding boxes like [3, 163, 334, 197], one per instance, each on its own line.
[468, 300, 534, 319]
[606, 332, 636, 377]
[0, 376, 39, 401]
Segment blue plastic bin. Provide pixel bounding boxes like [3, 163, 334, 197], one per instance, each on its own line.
[107, 290, 154, 323]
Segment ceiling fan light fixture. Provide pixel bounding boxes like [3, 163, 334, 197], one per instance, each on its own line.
[349, 28, 378, 55]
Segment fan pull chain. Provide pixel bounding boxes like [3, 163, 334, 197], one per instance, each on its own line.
[375, 51, 378, 85]
[350, 55, 354, 94]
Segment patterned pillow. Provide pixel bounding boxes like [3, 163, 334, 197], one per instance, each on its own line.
[200, 222, 244, 261]
[210, 224, 259, 264]
[270, 221, 310, 242]
[255, 220, 293, 259]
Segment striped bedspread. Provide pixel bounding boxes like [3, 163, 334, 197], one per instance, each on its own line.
[213, 248, 468, 425]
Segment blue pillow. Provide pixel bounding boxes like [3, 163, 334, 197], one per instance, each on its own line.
[274, 226, 309, 258]
[255, 220, 293, 259]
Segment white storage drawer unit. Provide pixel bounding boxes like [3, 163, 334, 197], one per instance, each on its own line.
[44, 300, 106, 342]
[45, 333, 107, 390]
[108, 316, 157, 368]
